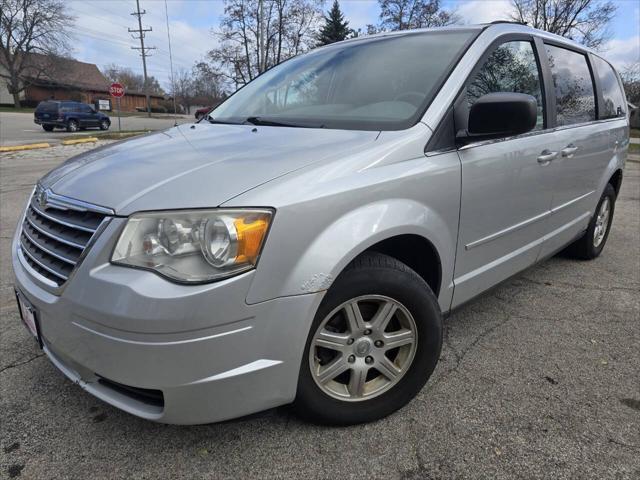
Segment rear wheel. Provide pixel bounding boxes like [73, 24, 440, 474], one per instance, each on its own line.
[293, 252, 442, 425]
[66, 120, 79, 132]
[563, 183, 616, 260]
[42, 125, 54, 132]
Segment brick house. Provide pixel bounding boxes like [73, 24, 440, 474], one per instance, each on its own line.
[1, 54, 163, 112]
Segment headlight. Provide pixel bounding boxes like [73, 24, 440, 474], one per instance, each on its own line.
[111, 209, 273, 283]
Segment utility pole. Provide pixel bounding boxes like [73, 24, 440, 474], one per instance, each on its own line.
[129, 0, 156, 117]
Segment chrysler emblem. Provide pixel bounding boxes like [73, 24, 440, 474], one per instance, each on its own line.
[37, 188, 49, 209]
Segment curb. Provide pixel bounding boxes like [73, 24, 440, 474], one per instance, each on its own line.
[61, 137, 98, 145]
[0, 143, 50, 153]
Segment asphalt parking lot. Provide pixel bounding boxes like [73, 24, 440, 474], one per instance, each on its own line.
[0, 111, 192, 146]
[1, 143, 639, 479]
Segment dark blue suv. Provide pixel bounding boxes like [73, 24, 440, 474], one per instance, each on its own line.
[34, 101, 111, 132]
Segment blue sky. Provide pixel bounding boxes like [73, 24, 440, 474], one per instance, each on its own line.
[69, 0, 639, 88]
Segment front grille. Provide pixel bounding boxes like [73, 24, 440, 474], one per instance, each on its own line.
[19, 187, 110, 287]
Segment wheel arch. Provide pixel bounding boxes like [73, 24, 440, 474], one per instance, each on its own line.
[360, 234, 442, 297]
[608, 169, 623, 197]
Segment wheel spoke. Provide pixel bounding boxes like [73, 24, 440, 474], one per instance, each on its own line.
[348, 366, 367, 396]
[376, 356, 401, 381]
[369, 301, 397, 332]
[383, 328, 415, 350]
[316, 356, 349, 384]
[314, 330, 350, 352]
[344, 301, 366, 333]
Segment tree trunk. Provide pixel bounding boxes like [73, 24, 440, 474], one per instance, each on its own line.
[13, 91, 21, 109]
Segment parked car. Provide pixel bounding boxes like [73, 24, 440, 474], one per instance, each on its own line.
[34, 100, 111, 132]
[194, 106, 213, 120]
[13, 23, 628, 426]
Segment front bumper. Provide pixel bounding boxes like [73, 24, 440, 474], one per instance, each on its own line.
[12, 218, 322, 424]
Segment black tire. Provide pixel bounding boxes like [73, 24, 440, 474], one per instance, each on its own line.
[99, 120, 110, 131]
[42, 125, 54, 132]
[563, 183, 616, 260]
[66, 120, 79, 132]
[293, 252, 442, 425]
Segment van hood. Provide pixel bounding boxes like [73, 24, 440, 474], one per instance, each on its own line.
[41, 123, 379, 214]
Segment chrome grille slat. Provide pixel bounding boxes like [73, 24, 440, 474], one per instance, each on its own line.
[21, 227, 77, 265]
[30, 201, 99, 233]
[19, 186, 110, 287]
[25, 214, 86, 249]
[20, 239, 70, 281]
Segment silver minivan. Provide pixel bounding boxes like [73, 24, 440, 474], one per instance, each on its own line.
[12, 23, 628, 425]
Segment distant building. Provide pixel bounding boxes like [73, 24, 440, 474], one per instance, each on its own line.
[0, 53, 163, 112]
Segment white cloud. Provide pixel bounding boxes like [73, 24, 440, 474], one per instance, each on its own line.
[600, 35, 640, 70]
[453, 0, 516, 25]
[67, 0, 218, 89]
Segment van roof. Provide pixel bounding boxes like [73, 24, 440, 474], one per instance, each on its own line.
[321, 22, 594, 57]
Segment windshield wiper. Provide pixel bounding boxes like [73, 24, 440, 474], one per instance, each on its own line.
[244, 116, 324, 128]
[206, 117, 242, 125]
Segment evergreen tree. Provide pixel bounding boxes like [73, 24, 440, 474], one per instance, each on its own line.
[317, 0, 351, 46]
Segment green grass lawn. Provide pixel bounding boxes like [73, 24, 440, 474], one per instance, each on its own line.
[0, 106, 35, 114]
[629, 143, 639, 154]
[630, 128, 639, 139]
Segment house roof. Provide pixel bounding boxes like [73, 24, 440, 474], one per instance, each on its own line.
[22, 53, 163, 98]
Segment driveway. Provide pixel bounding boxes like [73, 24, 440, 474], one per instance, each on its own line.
[0, 111, 192, 146]
[1, 143, 639, 479]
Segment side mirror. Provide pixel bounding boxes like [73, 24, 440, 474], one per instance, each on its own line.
[464, 92, 537, 141]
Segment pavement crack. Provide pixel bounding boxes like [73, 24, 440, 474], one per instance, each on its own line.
[0, 353, 45, 374]
[608, 438, 640, 450]
[519, 276, 640, 293]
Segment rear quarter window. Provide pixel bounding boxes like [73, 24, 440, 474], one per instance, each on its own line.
[545, 44, 596, 126]
[36, 102, 58, 113]
[592, 56, 626, 119]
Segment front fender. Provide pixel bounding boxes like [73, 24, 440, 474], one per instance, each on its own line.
[291, 198, 452, 291]
[248, 198, 458, 311]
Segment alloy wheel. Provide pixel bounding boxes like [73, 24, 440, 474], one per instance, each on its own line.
[309, 295, 418, 402]
[593, 197, 610, 248]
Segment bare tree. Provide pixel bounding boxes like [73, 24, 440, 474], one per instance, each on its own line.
[191, 61, 227, 106]
[170, 67, 195, 114]
[206, 0, 322, 89]
[102, 64, 164, 95]
[510, 0, 616, 49]
[0, 0, 74, 107]
[377, 0, 459, 31]
[620, 62, 640, 106]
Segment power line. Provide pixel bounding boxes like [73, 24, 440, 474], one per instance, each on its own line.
[69, 27, 194, 70]
[129, 0, 156, 117]
[164, 0, 178, 123]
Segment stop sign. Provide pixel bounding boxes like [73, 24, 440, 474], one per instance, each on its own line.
[109, 82, 125, 98]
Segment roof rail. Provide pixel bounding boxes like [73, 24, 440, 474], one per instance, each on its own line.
[487, 20, 527, 26]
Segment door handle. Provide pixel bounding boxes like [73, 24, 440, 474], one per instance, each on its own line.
[561, 144, 578, 158]
[537, 150, 558, 165]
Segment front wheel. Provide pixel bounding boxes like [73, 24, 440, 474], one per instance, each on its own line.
[563, 183, 616, 260]
[293, 252, 442, 425]
[99, 120, 110, 130]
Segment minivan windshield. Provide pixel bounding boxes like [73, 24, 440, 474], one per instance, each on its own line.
[210, 29, 477, 131]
